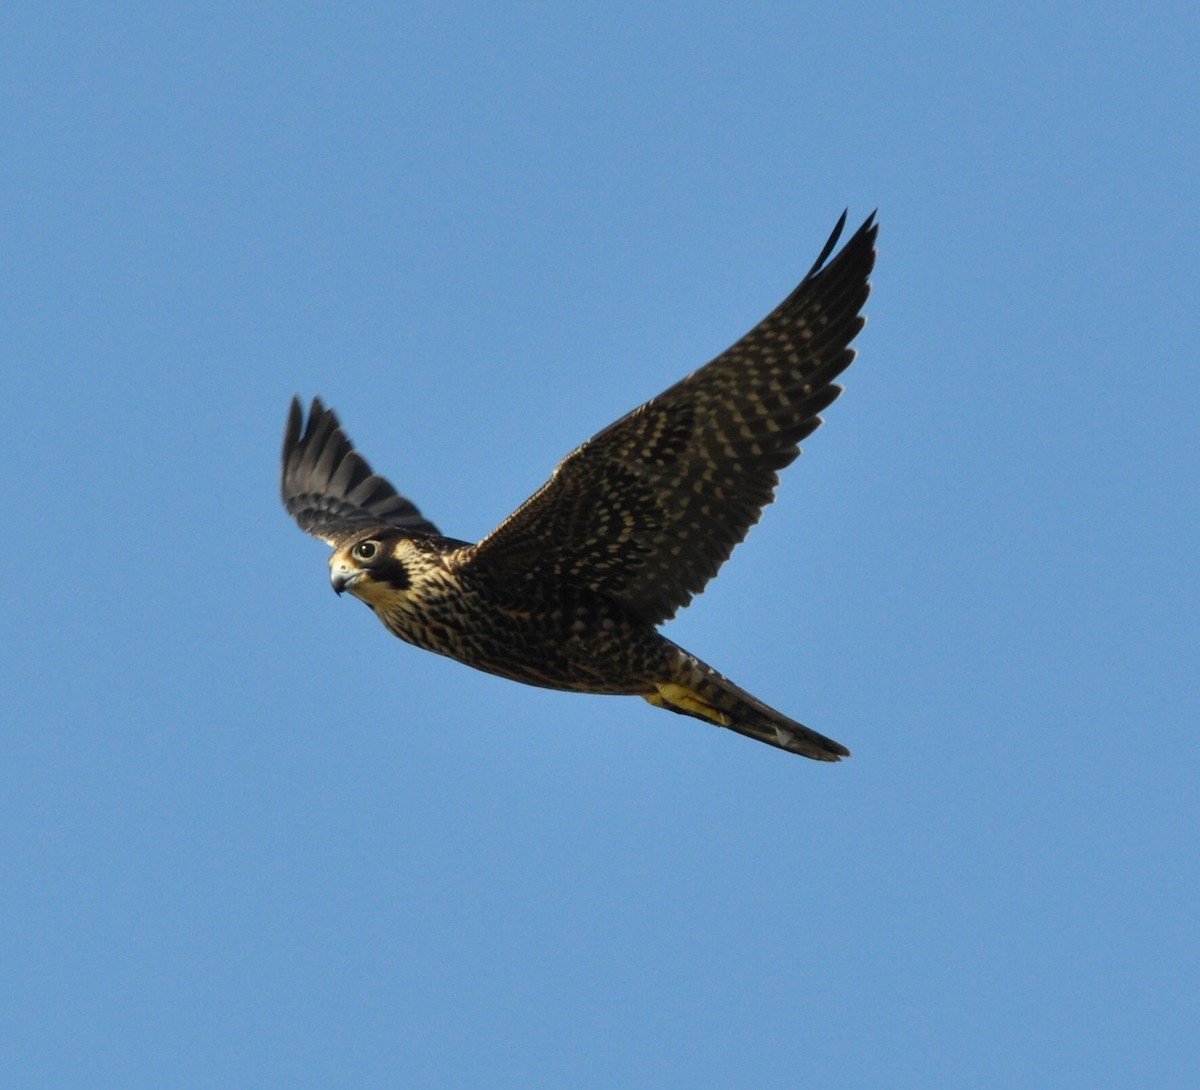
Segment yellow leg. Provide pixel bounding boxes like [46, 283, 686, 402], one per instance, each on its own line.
[644, 683, 732, 727]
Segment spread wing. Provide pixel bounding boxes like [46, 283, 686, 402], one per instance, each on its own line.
[466, 212, 878, 626]
[281, 397, 440, 546]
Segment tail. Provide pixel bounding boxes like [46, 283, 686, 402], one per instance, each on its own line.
[644, 651, 850, 761]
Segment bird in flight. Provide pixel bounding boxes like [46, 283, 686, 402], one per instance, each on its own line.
[282, 211, 876, 760]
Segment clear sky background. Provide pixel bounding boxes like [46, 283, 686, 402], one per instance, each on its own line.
[3, 4, 1197, 1088]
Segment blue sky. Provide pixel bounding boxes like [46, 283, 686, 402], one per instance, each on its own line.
[2, 3, 1197, 1087]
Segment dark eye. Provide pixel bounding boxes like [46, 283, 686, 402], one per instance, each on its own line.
[352, 540, 379, 562]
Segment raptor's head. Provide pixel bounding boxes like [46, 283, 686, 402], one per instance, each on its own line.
[329, 530, 451, 607]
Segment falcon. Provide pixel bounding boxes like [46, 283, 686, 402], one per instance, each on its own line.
[282, 211, 876, 760]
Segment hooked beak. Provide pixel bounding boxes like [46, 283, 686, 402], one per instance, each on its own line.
[329, 561, 364, 596]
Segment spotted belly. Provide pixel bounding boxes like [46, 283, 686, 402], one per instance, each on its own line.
[375, 581, 668, 695]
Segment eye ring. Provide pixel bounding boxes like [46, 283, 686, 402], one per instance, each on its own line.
[352, 540, 379, 562]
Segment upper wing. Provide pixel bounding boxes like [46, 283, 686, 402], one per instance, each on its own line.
[465, 212, 878, 625]
[280, 397, 441, 546]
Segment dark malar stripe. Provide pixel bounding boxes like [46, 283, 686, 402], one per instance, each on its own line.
[374, 557, 411, 591]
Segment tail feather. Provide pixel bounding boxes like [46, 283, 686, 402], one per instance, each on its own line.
[646, 654, 850, 761]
